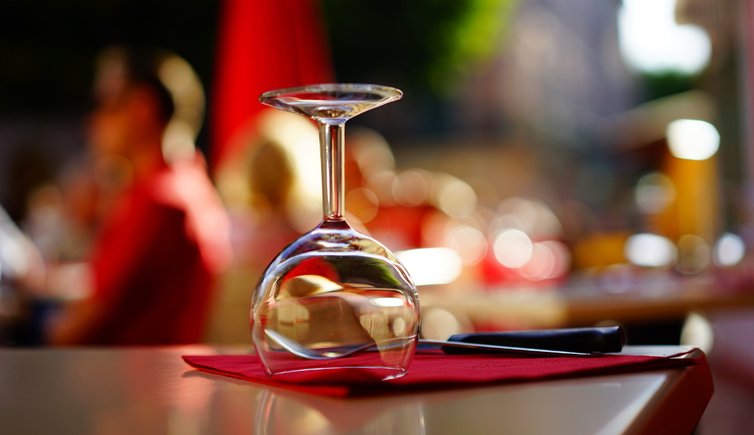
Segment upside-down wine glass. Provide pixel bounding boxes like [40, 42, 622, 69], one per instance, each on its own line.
[251, 84, 420, 380]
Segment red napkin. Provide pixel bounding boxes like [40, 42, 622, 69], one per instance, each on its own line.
[182, 349, 703, 398]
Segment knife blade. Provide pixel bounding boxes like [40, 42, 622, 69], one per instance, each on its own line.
[427, 325, 625, 355]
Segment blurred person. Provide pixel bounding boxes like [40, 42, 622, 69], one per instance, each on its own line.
[24, 160, 102, 267]
[0, 205, 46, 343]
[242, 139, 301, 261]
[207, 138, 301, 343]
[48, 47, 231, 345]
[219, 136, 302, 277]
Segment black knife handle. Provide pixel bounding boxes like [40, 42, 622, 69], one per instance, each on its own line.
[444, 326, 625, 354]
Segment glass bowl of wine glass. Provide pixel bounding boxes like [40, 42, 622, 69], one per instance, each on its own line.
[251, 84, 420, 381]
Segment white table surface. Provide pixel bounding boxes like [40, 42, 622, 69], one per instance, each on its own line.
[0, 345, 712, 435]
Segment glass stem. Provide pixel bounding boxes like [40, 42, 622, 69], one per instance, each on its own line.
[319, 122, 345, 222]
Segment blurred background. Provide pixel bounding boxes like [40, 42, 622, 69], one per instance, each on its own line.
[2, 0, 754, 430]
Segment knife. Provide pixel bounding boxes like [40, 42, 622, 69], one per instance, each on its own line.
[421, 325, 625, 355]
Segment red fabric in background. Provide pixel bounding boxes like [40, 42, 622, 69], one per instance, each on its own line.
[183, 349, 703, 398]
[211, 0, 333, 170]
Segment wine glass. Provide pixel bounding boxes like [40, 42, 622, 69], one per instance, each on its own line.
[251, 84, 420, 381]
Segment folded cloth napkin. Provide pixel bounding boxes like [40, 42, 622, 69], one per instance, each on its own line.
[182, 349, 704, 398]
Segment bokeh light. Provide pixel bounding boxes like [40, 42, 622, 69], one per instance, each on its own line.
[676, 234, 711, 274]
[493, 228, 533, 269]
[666, 119, 720, 161]
[393, 170, 431, 207]
[445, 223, 488, 266]
[625, 233, 677, 267]
[618, 0, 711, 74]
[433, 173, 477, 219]
[518, 240, 570, 281]
[714, 232, 746, 267]
[396, 247, 462, 286]
[635, 172, 676, 214]
[493, 197, 562, 237]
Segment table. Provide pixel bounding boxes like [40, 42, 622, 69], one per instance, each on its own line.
[419, 277, 754, 333]
[0, 345, 711, 434]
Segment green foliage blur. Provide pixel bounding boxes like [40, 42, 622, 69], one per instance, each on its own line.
[322, 0, 516, 96]
[639, 70, 697, 102]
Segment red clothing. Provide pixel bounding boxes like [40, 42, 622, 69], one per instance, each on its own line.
[85, 157, 231, 344]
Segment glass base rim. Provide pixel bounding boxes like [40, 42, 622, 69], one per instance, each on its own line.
[265, 364, 410, 382]
[259, 83, 403, 101]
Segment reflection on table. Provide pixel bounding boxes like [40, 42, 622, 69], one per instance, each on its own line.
[0, 346, 711, 435]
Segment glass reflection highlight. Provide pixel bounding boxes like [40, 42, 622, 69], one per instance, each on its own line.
[253, 389, 427, 435]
